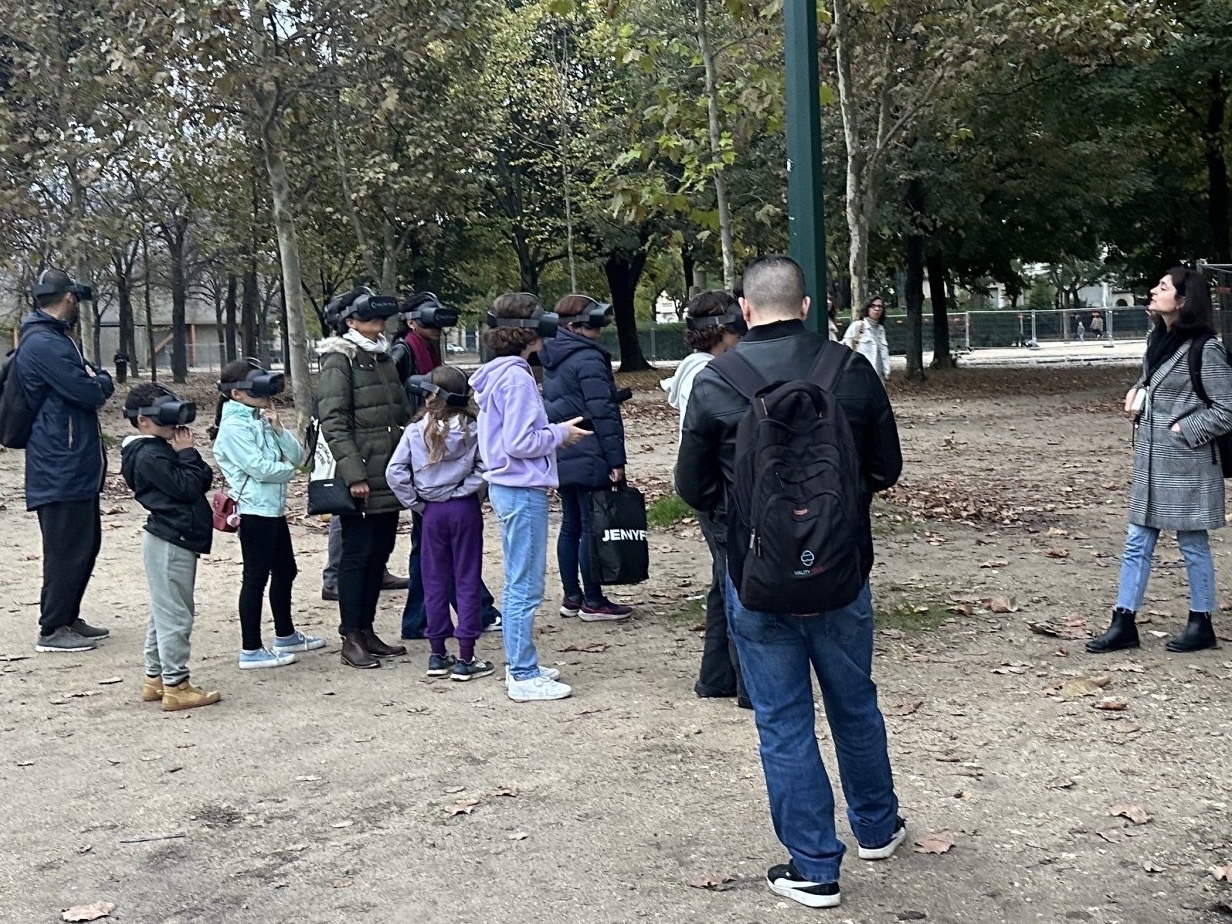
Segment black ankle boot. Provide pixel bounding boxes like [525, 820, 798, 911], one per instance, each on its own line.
[1086, 608, 1140, 653]
[1165, 612, 1217, 652]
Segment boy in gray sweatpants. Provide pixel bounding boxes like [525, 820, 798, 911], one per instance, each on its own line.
[120, 384, 221, 712]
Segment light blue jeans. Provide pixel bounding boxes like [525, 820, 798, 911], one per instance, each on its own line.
[489, 484, 548, 681]
[727, 577, 899, 884]
[1116, 524, 1217, 613]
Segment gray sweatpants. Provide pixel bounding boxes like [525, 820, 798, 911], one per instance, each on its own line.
[322, 515, 342, 590]
[142, 532, 199, 686]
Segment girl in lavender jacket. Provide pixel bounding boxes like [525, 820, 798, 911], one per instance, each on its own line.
[471, 293, 589, 703]
[386, 366, 494, 682]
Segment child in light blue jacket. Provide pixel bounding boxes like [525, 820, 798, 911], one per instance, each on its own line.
[211, 360, 324, 669]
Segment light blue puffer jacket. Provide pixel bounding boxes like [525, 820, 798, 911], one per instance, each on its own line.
[212, 399, 304, 517]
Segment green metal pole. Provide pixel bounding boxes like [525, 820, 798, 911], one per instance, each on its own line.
[784, 0, 827, 334]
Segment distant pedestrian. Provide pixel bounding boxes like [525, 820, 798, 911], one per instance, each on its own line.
[114, 350, 129, 384]
[1088, 267, 1232, 655]
[1091, 312, 1104, 339]
[842, 297, 891, 381]
[1077, 321, 1086, 342]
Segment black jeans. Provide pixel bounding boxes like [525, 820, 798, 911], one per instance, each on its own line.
[337, 511, 399, 636]
[238, 515, 298, 650]
[37, 498, 102, 635]
[695, 509, 745, 701]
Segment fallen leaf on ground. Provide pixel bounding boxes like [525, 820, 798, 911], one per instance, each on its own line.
[559, 643, 609, 653]
[1212, 863, 1232, 882]
[1047, 777, 1075, 790]
[443, 785, 466, 794]
[888, 700, 923, 716]
[294, 775, 322, 782]
[948, 604, 974, 616]
[914, 831, 957, 854]
[330, 820, 353, 829]
[1108, 662, 1144, 673]
[444, 799, 480, 816]
[897, 913, 928, 922]
[1093, 698, 1128, 712]
[984, 596, 1019, 614]
[1048, 527, 1069, 537]
[332, 878, 353, 889]
[67, 691, 99, 698]
[1142, 860, 1165, 874]
[96, 677, 122, 685]
[687, 874, 736, 890]
[1059, 676, 1111, 699]
[1109, 803, 1152, 825]
[978, 560, 1009, 569]
[61, 903, 115, 923]
[1110, 721, 1142, 734]
[488, 787, 519, 798]
[1045, 548, 1070, 559]
[1096, 828, 1125, 844]
[508, 832, 529, 841]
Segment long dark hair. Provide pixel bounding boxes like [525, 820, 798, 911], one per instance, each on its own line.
[209, 359, 258, 440]
[1153, 265, 1214, 340]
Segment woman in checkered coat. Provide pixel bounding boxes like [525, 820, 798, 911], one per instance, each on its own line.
[1088, 267, 1232, 655]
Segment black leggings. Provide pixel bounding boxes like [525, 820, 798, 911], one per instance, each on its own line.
[238, 515, 299, 650]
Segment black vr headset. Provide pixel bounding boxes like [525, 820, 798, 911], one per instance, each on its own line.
[486, 297, 559, 339]
[406, 374, 471, 408]
[687, 307, 747, 336]
[124, 385, 197, 427]
[325, 287, 401, 332]
[31, 269, 93, 303]
[218, 361, 285, 399]
[564, 296, 613, 330]
[403, 293, 459, 330]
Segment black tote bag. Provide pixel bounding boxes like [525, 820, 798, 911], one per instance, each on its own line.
[305, 412, 361, 517]
[587, 483, 649, 585]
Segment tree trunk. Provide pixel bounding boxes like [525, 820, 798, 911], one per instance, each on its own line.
[603, 250, 651, 372]
[69, 173, 97, 363]
[168, 226, 189, 384]
[1206, 73, 1230, 264]
[926, 250, 953, 369]
[224, 273, 238, 362]
[259, 117, 314, 430]
[380, 220, 399, 295]
[833, 0, 870, 319]
[142, 231, 157, 383]
[903, 178, 926, 382]
[682, 246, 696, 297]
[113, 249, 137, 379]
[696, 0, 735, 290]
[213, 279, 226, 372]
[242, 266, 260, 359]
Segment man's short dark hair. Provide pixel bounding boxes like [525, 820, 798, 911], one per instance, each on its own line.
[741, 255, 806, 317]
[124, 384, 170, 428]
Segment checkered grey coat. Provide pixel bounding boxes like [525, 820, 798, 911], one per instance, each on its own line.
[1130, 338, 1232, 531]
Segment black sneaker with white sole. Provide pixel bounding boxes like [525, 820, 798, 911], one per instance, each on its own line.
[766, 863, 840, 908]
[858, 817, 907, 860]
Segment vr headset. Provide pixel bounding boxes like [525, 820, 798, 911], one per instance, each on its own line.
[403, 293, 459, 330]
[31, 269, 93, 303]
[406, 374, 471, 408]
[686, 307, 747, 336]
[218, 361, 285, 399]
[325, 287, 401, 331]
[124, 386, 197, 427]
[486, 298, 559, 339]
[564, 296, 613, 330]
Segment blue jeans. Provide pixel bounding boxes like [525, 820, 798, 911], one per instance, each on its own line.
[1116, 523, 1217, 612]
[489, 484, 548, 681]
[400, 512, 502, 639]
[557, 485, 602, 604]
[727, 576, 899, 884]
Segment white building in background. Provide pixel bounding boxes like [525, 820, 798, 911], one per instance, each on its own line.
[655, 291, 681, 323]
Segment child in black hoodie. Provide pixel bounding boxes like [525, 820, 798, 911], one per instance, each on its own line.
[119, 384, 221, 712]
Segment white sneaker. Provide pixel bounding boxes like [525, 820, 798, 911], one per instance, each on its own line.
[504, 665, 561, 682]
[858, 819, 907, 860]
[506, 675, 573, 702]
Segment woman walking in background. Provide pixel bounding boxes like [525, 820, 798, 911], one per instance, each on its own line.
[842, 296, 891, 381]
[540, 293, 633, 622]
[1088, 266, 1232, 655]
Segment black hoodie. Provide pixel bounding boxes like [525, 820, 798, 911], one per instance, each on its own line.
[120, 435, 214, 554]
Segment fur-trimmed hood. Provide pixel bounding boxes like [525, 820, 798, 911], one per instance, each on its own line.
[318, 336, 357, 358]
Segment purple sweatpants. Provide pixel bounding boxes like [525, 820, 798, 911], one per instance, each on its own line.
[420, 495, 484, 660]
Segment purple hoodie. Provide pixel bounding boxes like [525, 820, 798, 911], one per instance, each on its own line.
[386, 416, 485, 512]
[470, 356, 569, 489]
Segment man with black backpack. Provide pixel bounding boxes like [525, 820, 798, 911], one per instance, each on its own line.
[676, 255, 904, 909]
[11, 270, 115, 652]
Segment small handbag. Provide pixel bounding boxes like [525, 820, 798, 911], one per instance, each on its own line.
[211, 490, 240, 533]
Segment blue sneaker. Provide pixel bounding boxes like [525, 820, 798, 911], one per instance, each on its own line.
[238, 647, 297, 670]
[273, 630, 327, 653]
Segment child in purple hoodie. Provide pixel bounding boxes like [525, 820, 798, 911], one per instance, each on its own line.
[386, 366, 494, 682]
[471, 293, 590, 703]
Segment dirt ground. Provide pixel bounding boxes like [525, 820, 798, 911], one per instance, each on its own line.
[2, 364, 1231, 924]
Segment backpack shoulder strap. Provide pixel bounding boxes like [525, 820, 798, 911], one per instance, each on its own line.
[711, 349, 768, 401]
[1190, 334, 1214, 407]
[807, 340, 853, 394]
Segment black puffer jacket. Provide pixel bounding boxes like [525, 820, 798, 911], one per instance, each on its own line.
[120, 435, 214, 554]
[316, 336, 412, 515]
[676, 320, 902, 587]
[540, 329, 627, 488]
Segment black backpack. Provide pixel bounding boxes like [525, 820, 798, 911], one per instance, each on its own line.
[1187, 333, 1232, 478]
[712, 341, 864, 614]
[0, 343, 39, 449]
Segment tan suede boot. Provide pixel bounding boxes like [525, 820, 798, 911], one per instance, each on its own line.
[142, 676, 164, 703]
[162, 679, 222, 712]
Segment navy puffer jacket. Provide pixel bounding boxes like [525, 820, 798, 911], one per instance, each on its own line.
[540, 329, 627, 488]
[14, 310, 114, 510]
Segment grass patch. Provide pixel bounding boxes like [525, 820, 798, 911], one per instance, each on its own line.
[875, 602, 950, 632]
[647, 493, 694, 529]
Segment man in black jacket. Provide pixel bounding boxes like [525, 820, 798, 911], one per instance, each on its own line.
[676, 255, 905, 909]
